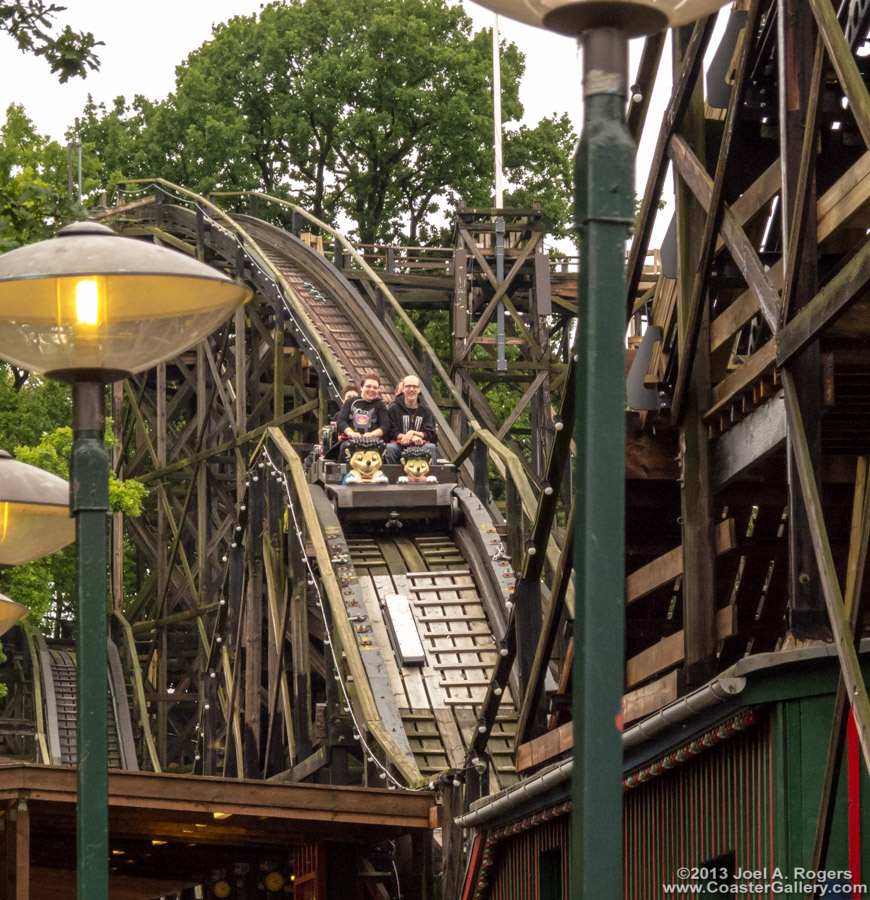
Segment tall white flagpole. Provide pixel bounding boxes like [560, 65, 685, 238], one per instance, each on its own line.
[492, 13, 504, 208]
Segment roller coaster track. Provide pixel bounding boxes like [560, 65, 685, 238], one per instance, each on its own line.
[2, 180, 562, 792]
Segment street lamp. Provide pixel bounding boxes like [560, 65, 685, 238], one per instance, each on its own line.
[0, 594, 28, 635]
[0, 450, 75, 566]
[0, 221, 252, 900]
[471, 1, 727, 898]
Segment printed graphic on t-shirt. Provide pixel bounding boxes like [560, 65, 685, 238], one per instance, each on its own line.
[353, 410, 372, 430]
[402, 415, 423, 433]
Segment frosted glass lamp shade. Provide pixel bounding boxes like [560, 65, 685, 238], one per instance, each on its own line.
[0, 451, 75, 565]
[0, 222, 252, 382]
[475, 0, 729, 36]
[0, 593, 28, 635]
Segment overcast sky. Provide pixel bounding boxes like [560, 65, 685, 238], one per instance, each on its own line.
[0, 0, 700, 247]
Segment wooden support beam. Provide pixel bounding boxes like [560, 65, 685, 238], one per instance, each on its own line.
[626, 15, 716, 320]
[516, 721, 573, 774]
[704, 339, 777, 423]
[673, 22, 718, 686]
[670, 0, 762, 424]
[4, 798, 29, 900]
[808, 0, 870, 152]
[668, 134, 781, 332]
[514, 507, 574, 750]
[622, 670, 681, 725]
[779, 33, 824, 326]
[776, 237, 870, 367]
[495, 372, 548, 441]
[625, 517, 737, 606]
[626, 605, 737, 690]
[782, 369, 870, 777]
[810, 458, 870, 873]
[627, 32, 666, 144]
[455, 229, 542, 362]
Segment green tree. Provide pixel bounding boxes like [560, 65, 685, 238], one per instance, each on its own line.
[0, 103, 90, 249]
[2, 1, 101, 81]
[0, 395, 148, 630]
[75, 0, 531, 244]
[504, 113, 577, 241]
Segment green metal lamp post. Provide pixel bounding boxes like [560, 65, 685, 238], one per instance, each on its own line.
[0, 221, 251, 900]
[467, 1, 727, 896]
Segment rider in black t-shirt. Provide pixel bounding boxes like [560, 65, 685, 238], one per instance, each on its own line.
[335, 373, 387, 441]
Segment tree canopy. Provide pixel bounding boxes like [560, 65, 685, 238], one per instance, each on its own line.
[2, 1, 100, 82]
[75, 0, 575, 244]
[0, 103, 91, 250]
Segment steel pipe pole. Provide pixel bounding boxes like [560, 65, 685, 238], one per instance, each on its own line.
[572, 26, 633, 900]
[72, 381, 109, 900]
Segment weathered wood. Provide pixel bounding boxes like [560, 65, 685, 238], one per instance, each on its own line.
[495, 372, 548, 441]
[782, 369, 870, 777]
[779, 33, 824, 326]
[0, 763, 434, 827]
[714, 394, 786, 489]
[627, 32, 666, 144]
[704, 339, 777, 422]
[668, 134, 781, 332]
[626, 605, 737, 690]
[808, 0, 870, 151]
[515, 721, 573, 773]
[670, 0, 761, 424]
[5, 799, 29, 900]
[455, 227, 542, 362]
[622, 671, 680, 725]
[776, 237, 870, 367]
[626, 15, 716, 320]
[811, 458, 870, 872]
[625, 518, 737, 606]
[779, 0, 825, 639]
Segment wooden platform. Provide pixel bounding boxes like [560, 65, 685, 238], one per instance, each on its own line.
[0, 763, 435, 900]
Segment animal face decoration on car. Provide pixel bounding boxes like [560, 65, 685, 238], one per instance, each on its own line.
[342, 437, 388, 485]
[398, 446, 438, 484]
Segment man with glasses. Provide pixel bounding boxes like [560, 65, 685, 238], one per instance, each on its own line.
[385, 376, 437, 464]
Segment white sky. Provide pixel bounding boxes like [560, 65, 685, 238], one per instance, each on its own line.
[0, 0, 707, 249]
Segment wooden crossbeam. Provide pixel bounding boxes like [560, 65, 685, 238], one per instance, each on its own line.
[780, 33, 825, 326]
[705, 339, 777, 423]
[455, 228, 542, 362]
[776, 236, 870, 367]
[782, 369, 870, 777]
[668, 135, 781, 332]
[626, 15, 716, 321]
[626, 32, 666, 144]
[808, 0, 870, 152]
[625, 605, 737, 690]
[625, 517, 737, 606]
[670, 0, 762, 423]
[622, 671, 681, 725]
[810, 458, 870, 872]
[495, 372, 548, 440]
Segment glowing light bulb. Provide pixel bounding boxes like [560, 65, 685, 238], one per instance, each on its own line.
[75, 280, 99, 325]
